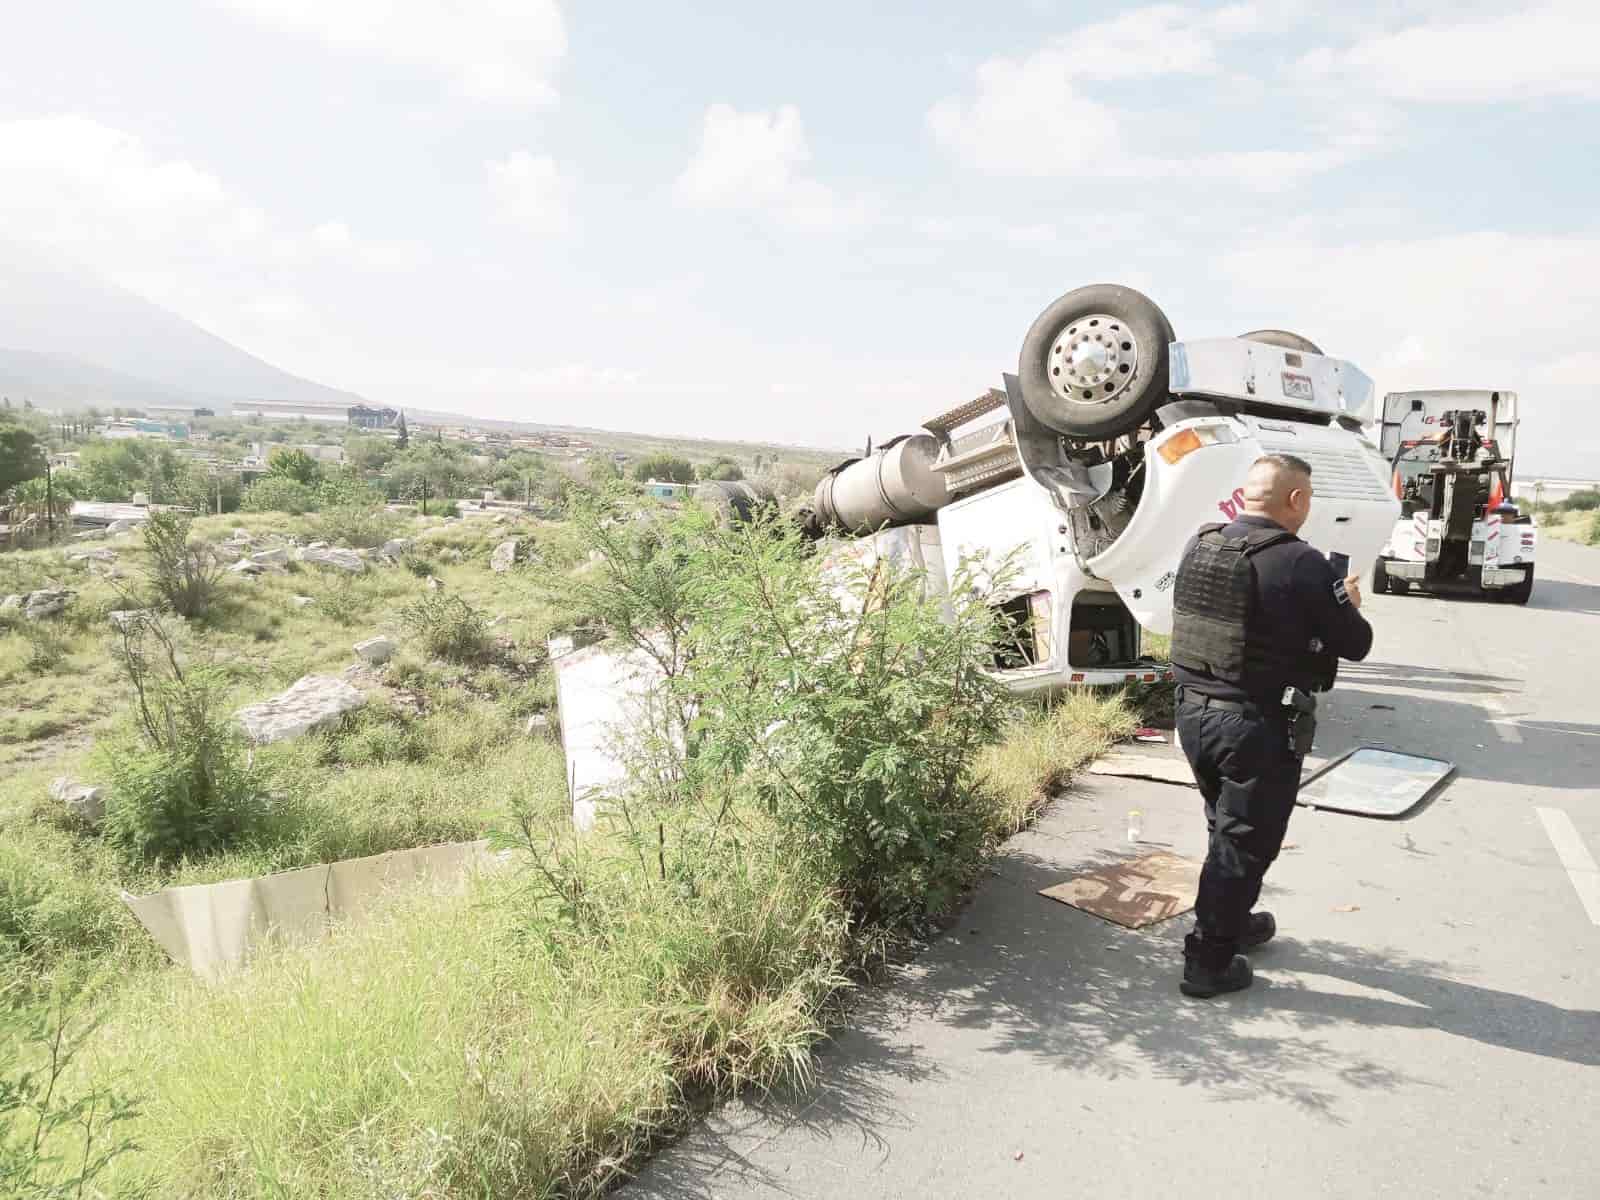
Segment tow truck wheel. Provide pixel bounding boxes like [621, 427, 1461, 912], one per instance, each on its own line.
[1238, 329, 1324, 355]
[1018, 283, 1175, 441]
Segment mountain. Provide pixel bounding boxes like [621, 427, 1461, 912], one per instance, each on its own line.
[0, 243, 364, 413]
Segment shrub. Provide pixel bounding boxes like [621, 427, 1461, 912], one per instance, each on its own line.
[400, 593, 494, 664]
[139, 510, 225, 618]
[241, 475, 317, 515]
[308, 501, 398, 549]
[1587, 510, 1600, 546]
[1562, 488, 1600, 512]
[98, 615, 269, 866]
[571, 500, 1018, 927]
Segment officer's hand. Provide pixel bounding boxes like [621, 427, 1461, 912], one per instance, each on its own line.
[1344, 574, 1364, 609]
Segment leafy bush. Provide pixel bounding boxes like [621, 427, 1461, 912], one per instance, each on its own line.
[1587, 510, 1600, 546]
[572, 500, 1017, 927]
[241, 476, 317, 514]
[400, 593, 494, 664]
[98, 616, 269, 866]
[308, 501, 398, 549]
[139, 510, 225, 618]
[1562, 489, 1600, 512]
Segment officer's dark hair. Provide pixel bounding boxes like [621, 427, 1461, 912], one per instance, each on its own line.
[1254, 453, 1313, 479]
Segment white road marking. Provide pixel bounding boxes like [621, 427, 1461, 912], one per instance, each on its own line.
[1536, 807, 1600, 926]
[1481, 694, 1523, 744]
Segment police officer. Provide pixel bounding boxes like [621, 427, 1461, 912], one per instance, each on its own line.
[1169, 454, 1373, 998]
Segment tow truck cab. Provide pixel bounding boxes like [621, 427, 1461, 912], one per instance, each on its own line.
[1375, 390, 1535, 604]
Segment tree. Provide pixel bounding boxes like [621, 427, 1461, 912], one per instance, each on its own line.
[345, 434, 395, 473]
[0, 421, 47, 494]
[395, 411, 409, 450]
[267, 447, 322, 486]
[699, 457, 745, 482]
[632, 453, 694, 485]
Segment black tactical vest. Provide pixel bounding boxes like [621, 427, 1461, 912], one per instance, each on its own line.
[1170, 523, 1326, 690]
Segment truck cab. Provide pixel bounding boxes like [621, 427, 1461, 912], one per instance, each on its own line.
[816, 286, 1402, 693]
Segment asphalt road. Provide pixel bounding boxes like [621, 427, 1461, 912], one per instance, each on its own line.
[630, 537, 1600, 1199]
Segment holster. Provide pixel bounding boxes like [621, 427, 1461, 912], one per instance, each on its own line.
[1283, 687, 1318, 758]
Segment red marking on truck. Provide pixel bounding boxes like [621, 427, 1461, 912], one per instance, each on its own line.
[1217, 487, 1246, 520]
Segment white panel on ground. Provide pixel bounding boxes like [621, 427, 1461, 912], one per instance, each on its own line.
[553, 641, 666, 830]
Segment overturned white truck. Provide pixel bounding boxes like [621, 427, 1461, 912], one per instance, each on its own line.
[812, 284, 1402, 691]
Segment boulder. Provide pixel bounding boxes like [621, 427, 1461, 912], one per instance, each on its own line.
[250, 547, 290, 567]
[0, 595, 20, 612]
[106, 518, 139, 535]
[229, 558, 265, 575]
[426, 576, 443, 592]
[292, 595, 316, 608]
[21, 589, 73, 620]
[49, 777, 105, 825]
[109, 609, 159, 631]
[73, 528, 107, 541]
[298, 547, 365, 573]
[353, 635, 396, 665]
[67, 547, 118, 563]
[379, 538, 411, 561]
[235, 675, 366, 744]
[307, 541, 330, 551]
[440, 548, 464, 563]
[490, 539, 519, 573]
[524, 712, 554, 738]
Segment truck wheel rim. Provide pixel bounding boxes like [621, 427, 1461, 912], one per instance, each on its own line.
[1049, 314, 1140, 408]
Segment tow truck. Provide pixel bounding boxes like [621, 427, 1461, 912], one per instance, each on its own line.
[810, 283, 1403, 692]
[1373, 390, 1535, 604]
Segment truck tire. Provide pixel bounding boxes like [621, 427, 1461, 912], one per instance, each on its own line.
[1018, 284, 1175, 440]
[1499, 568, 1534, 605]
[1372, 558, 1391, 595]
[1238, 329, 1324, 355]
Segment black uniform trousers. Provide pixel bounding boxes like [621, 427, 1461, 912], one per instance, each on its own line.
[1175, 689, 1302, 967]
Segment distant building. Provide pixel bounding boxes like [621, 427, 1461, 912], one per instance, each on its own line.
[348, 404, 401, 430]
[1513, 477, 1600, 503]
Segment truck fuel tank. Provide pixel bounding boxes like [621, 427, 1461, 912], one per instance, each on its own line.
[813, 434, 951, 534]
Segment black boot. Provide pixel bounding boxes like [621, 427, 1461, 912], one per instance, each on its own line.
[1241, 911, 1277, 949]
[1181, 932, 1253, 998]
[1181, 953, 1253, 999]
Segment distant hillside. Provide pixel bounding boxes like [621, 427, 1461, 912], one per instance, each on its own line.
[0, 242, 365, 413]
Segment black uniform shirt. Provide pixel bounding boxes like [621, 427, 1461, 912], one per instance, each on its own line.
[1172, 515, 1374, 703]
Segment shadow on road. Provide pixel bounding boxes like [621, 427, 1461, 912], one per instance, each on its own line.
[1528, 576, 1600, 616]
[630, 833, 1600, 1197]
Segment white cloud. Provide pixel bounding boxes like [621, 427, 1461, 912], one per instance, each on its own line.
[214, 0, 567, 105]
[928, 2, 1379, 184]
[674, 104, 863, 233]
[486, 151, 573, 235]
[1299, 2, 1599, 103]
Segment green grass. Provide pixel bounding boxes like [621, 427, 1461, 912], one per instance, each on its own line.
[5, 504, 1147, 1199]
[976, 691, 1141, 836]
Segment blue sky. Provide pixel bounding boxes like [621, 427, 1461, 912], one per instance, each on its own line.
[2, 1, 1597, 472]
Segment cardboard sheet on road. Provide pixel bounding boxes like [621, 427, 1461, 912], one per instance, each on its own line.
[122, 839, 498, 979]
[1087, 749, 1197, 787]
[1039, 850, 1202, 928]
